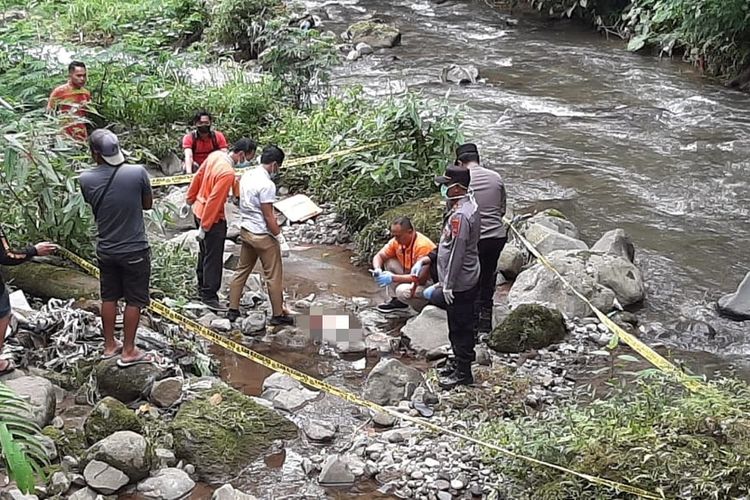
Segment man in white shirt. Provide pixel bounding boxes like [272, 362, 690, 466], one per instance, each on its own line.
[227, 145, 293, 326]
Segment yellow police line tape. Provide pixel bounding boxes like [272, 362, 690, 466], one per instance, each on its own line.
[149, 142, 384, 187]
[56, 246, 661, 499]
[503, 217, 704, 393]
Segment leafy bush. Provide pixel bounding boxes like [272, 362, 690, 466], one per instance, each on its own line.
[150, 241, 197, 302]
[258, 21, 340, 108]
[278, 90, 463, 234]
[204, 0, 285, 59]
[0, 110, 95, 256]
[524, 0, 750, 78]
[477, 375, 750, 499]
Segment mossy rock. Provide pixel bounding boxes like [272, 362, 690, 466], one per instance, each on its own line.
[42, 426, 87, 461]
[355, 194, 444, 264]
[347, 19, 401, 48]
[1, 262, 99, 300]
[488, 303, 567, 353]
[93, 357, 165, 404]
[171, 385, 298, 481]
[84, 397, 143, 445]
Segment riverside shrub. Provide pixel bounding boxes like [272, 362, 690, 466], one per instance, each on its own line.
[523, 0, 750, 79]
[477, 375, 750, 498]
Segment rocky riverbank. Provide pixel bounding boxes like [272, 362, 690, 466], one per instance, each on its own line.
[1, 183, 668, 499]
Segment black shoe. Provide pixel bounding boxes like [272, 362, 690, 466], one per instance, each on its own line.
[227, 309, 240, 322]
[202, 298, 228, 312]
[269, 315, 295, 326]
[437, 358, 457, 377]
[377, 298, 409, 313]
[438, 365, 474, 390]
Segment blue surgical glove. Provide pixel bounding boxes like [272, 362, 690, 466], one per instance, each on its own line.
[376, 271, 393, 287]
[410, 260, 423, 276]
[423, 284, 437, 301]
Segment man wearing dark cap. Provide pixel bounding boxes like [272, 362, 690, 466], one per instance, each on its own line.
[455, 143, 506, 336]
[79, 129, 156, 368]
[427, 164, 481, 389]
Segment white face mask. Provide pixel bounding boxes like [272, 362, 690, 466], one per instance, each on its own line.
[441, 183, 466, 200]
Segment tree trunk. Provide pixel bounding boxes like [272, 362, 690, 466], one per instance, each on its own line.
[1, 262, 99, 300]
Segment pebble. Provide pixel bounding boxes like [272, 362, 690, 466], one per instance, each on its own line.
[424, 457, 440, 468]
[450, 479, 465, 490]
[437, 492, 453, 500]
[435, 479, 450, 490]
[410, 470, 424, 480]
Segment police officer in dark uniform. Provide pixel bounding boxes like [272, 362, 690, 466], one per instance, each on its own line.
[423, 164, 481, 389]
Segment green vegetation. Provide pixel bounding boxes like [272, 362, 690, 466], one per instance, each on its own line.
[0, 0, 461, 265]
[356, 194, 445, 262]
[478, 374, 750, 499]
[523, 0, 750, 80]
[0, 382, 50, 494]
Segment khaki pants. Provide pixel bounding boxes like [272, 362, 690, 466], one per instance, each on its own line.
[384, 258, 431, 312]
[229, 229, 284, 316]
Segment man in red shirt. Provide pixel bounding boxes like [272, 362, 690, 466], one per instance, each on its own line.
[47, 61, 91, 143]
[182, 111, 229, 173]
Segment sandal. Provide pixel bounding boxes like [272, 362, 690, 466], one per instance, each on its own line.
[101, 342, 123, 360]
[117, 351, 161, 368]
[0, 359, 17, 375]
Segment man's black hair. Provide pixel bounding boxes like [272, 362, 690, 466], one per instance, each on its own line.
[192, 110, 212, 124]
[261, 145, 285, 165]
[68, 61, 86, 73]
[233, 138, 257, 154]
[391, 216, 414, 231]
[458, 152, 480, 164]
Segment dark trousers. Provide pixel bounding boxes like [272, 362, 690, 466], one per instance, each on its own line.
[427, 284, 478, 364]
[195, 217, 227, 301]
[448, 285, 479, 365]
[477, 237, 506, 312]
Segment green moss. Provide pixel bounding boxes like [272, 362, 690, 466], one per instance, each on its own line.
[42, 427, 87, 460]
[172, 385, 298, 481]
[488, 303, 567, 353]
[542, 208, 567, 219]
[83, 397, 143, 445]
[355, 194, 444, 264]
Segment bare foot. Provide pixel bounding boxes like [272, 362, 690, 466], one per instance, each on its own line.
[102, 340, 123, 358]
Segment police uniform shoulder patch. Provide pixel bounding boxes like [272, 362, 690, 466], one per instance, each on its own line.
[450, 216, 461, 237]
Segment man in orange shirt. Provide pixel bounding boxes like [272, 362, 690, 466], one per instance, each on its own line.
[186, 138, 256, 311]
[47, 61, 91, 142]
[371, 216, 436, 313]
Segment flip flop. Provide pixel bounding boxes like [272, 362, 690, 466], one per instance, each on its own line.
[0, 359, 17, 375]
[412, 400, 434, 418]
[117, 352, 161, 369]
[101, 343, 123, 360]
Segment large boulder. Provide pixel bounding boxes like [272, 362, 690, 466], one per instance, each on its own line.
[212, 484, 258, 500]
[591, 229, 635, 262]
[83, 431, 150, 481]
[4, 376, 56, 428]
[137, 468, 195, 500]
[587, 252, 645, 306]
[149, 377, 184, 408]
[93, 357, 165, 404]
[525, 210, 579, 238]
[400, 306, 449, 356]
[717, 272, 750, 321]
[346, 20, 401, 48]
[1, 262, 99, 300]
[441, 64, 479, 84]
[166, 230, 199, 255]
[498, 244, 525, 280]
[172, 385, 298, 482]
[509, 250, 615, 318]
[83, 397, 143, 445]
[363, 358, 424, 405]
[522, 223, 588, 255]
[488, 304, 567, 353]
[83, 460, 129, 495]
[318, 454, 355, 485]
[159, 152, 183, 177]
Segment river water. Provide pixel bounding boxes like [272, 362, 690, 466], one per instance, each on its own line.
[311, 0, 750, 371]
